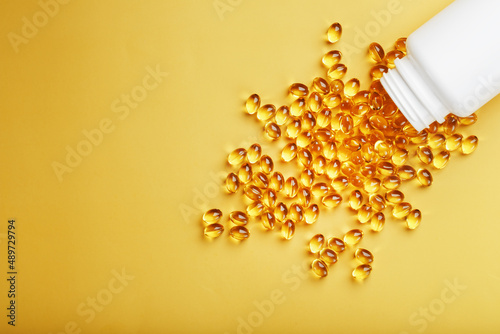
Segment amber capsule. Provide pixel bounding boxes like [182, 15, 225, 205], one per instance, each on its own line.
[374, 140, 392, 159]
[297, 188, 312, 207]
[203, 209, 223, 225]
[311, 182, 330, 197]
[443, 115, 458, 135]
[355, 248, 374, 264]
[260, 155, 274, 174]
[459, 114, 477, 126]
[340, 114, 354, 133]
[274, 202, 288, 222]
[307, 92, 323, 112]
[226, 173, 240, 193]
[369, 194, 386, 211]
[357, 204, 374, 223]
[393, 202, 412, 219]
[385, 189, 404, 204]
[320, 248, 338, 265]
[284, 177, 299, 198]
[323, 141, 338, 161]
[312, 77, 330, 94]
[392, 148, 409, 166]
[328, 237, 345, 253]
[344, 78, 360, 97]
[309, 140, 324, 157]
[427, 121, 439, 134]
[312, 259, 329, 278]
[428, 134, 446, 149]
[377, 161, 395, 176]
[304, 204, 320, 225]
[327, 22, 342, 43]
[247, 144, 262, 164]
[393, 112, 409, 128]
[410, 130, 428, 145]
[322, 50, 342, 68]
[360, 164, 376, 178]
[238, 163, 253, 184]
[261, 211, 276, 230]
[281, 219, 295, 240]
[352, 264, 372, 280]
[350, 173, 365, 188]
[406, 209, 422, 230]
[461, 135, 478, 154]
[351, 103, 370, 118]
[298, 149, 313, 167]
[380, 100, 398, 117]
[397, 165, 416, 181]
[300, 169, 315, 188]
[361, 143, 375, 163]
[332, 176, 349, 191]
[245, 94, 260, 115]
[286, 118, 302, 139]
[257, 104, 276, 122]
[384, 50, 404, 68]
[230, 226, 250, 241]
[344, 229, 363, 246]
[382, 175, 400, 190]
[326, 160, 340, 180]
[317, 108, 333, 128]
[296, 131, 313, 148]
[395, 37, 407, 53]
[349, 190, 364, 210]
[394, 135, 409, 149]
[263, 189, 277, 208]
[445, 133, 463, 151]
[275, 105, 290, 125]
[228, 148, 247, 166]
[244, 185, 262, 201]
[433, 150, 450, 169]
[281, 143, 298, 162]
[416, 168, 433, 187]
[341, 161, 356, 176]
[416, 146, 433, 164]
[229, 211, 249, 226]
[264, 122, 281, 140]
[290, 97, 306, 117]
[315, 128, 333, 143]
[289, 83, 308, 97]
[247, 201, 264, 217]
[351, 151, 365, 166]
[370, 212, 385, 232]
[370, 91, 384, 110]
[323, 92, 342, 108]
[302, 112, 317, 131]
[288, 203, 304, 222]
[253, 172, 269, 189]
[321, 193, 343, 208]
[364, 177, 381, 193]
[370, 115, 389, 132]
[310, 234, 327, 253]
[269, 172, 284, 192]
[368, 42, 385, 62]
[204, 223, 224, 238]
[370, 65, 388, 80]
[328, 63, 347, 80]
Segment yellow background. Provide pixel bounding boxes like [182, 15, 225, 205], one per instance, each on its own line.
[1, 0, 499, 333]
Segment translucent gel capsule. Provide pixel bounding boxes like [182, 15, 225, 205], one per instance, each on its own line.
[238, 163, 253, 184]
[429, 134, 446, 149]
[349, 190, 364, 210]
[443, 116, 458, 135]
[302, 112, 317, 131]
[459, 114, 477, 125]
[368, 42, 385, 62]
[263, 189, 277, 208]
[382, 175, 401, 190]
[312, 156, 327, 175]
[323, 141, 338, 160]
[427, 121, 439, 134]
[312, 182, 330, 197]
[229, 211, 249, 226]
[377, 161, 395, 176]
[322, 50, 342, 68]
[393, 202, 412, 219]
[244, 185, 262, 201]
[364, 177, 381, 193]
[261, 211, 276, 230]
[284, 177, 299, 198]
[395, 37, 407, 53]
[384, 50, 404, 68]
[351, 151, 365, 166]
[327, 22, 342, 43]
[300, 169, 315, 188]
[340, 114, 354, 133]
[344, 229, 363, 246]
[203, 209, 223, 225]
[370, 212, 385, 232]
[297, 131, 313, 148]
[247, 143, 262, 164]
[358, 204, 374, 223]
[245, 94, 260, 115]
[394, 135, 409, 149]
[290, 97, 306, 117]
[257, 104, 276, 122]
[289, 83, 309, 97]
[274, 202, 288, 222]
[385, 189, 404, 204]
[332, 176, 349, 192]
[391, 148, 408, 166]
[298, 149, 313, 167]
[344, 78, 360, 97]
[289, 203, 304, 222]
[369, 194, 386, 211]
[309, 140, 324, 157]
[281, 143, 298, 162]
[355, 248, 374, 264]
[204, 223, 224, 238]
[247, 201, 264, 217]
[226, 172, 240, 193]
[269, 172, 284, 192]
[304, 204, 320, 224]
[397, 165, 416, 181]
[323, 94, 342, 111]
[230, 226, 250, 241]
[416, 168, 433, 187]
[321, 193, 343, 208]
[406, 209, 422, 230]
[312, 77, 330, 94]
[253, 172, 269, 189]
[298, 188, 312, 207]
[307, 92, 323, 112]
[340, 160, 356, 176]
[264, 122, 281, 140]
[461, 135, 478, 154]
[320, 248, 338, 264]
[328, 63, 347, 80]
[416, 146, 433, 165]
[311, 259, 329, 278]
[281, 219, 295, 240]
[228, 148, 247, 166]
[433, 150, 450, 169]
[260, 155, 274, 174]
[317, 108, 332, 128]
[370, 65, 389, 80]
[360, 164, 376, 178]
[286, 119, 302, 139]
[328, 237, 346, 253]
[374, 140, 391, 159]
[352, 264, 372, 280]
[309, 234, 326, 253]
[275, 105, 290, 125]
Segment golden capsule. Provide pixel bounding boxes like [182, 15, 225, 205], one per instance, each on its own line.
[322, 50, 342, 68]
[325, 160, 340, 180]
[296, 131, 313, 148]
[377, 161, 395, 176]
[344, 229, 363, 246]
[370, 91, 384, 110]
[332, 176, 349, 192]
[269, 172, 284, 192]
[253, 172, 269, 189]
[284, 176, 299, 198]
[382, 175, 401, 190]
[406, 209, 422, 230]
[309, 140, 324, 157]
[368, 130, 385, 145]
[302, 111, 317, 131]
[228, 148, 247, 166]
[344, 78, 360, 97]
[397, 165, 416, 181]
[369, 194, 386, 211]
[395, 37, 407, 53]
[445, 133, 463, 151]
[433, 150, 450, 169]
[290, 97, 306, 117]
[357, 204, 374, 223]
[274, 202, 288, 222]
[351, 103, 370, 118]
[428, 133, 446, 149]
[461, 135, 478, 154]
[203, 209, 223, 225]
[341, 160, 356, 176]
[374, 140, 392, 159]
[349, 173, 365, 188]
[281, 219, 295, 240]
[321, 193, 343, 208]
[360, 164, 376, 178]
[416, 146, 433, 164]
[311, 182, 330, 197]
[298, 187, 312, 207]
[289, 83, 309, 97]
[307, 92, 323, 112]
[275, 105, 290, 125]
[443, 115, 458, 135]
[264, 122, 281, 140]
[302, 204, 319, 225]
[384, 50, 404, 68]
[263, 189, 277, 208]
[316, 108, 333, 128]
[392, 148, 409, 166]
[288, 203, 304, 222]
[352, 91, 370, 105]
[327, 63, 347, 80]
[416, 168, 433, 187]
[310, 234, 327, 253]
[352, 264, 372, 280]
[370, 115, 389, 132]
[281, 143, 298, 162]
[394, 134, 409, 149]
[238, 163, 253, 184]
[247, 201, 264, 217]
[392, 112, 409, 128]
[351, 151, 365, 165]
[298, 149, 313, 167]
[323, 141, 338, 160]
[244, 184, 262, 201]
[380, 100, 398, 117]
[349, 190, 364, 210]
[340, 98, 354, 114]
[340, 114, 354, 134]
[393, 202, 412, 219]
[328, 237, 345, 253]
[355, 248, 374, 264]
[410, 130, 428, 145]
[370, 79, 386, 94]
[225, 172, 240, 193]
[286, 118, 302, 139]
[229, 211, 249, 226]
[368, 42, 385, 62]
[257, 104, 276, 122]
[323, 92, 342, 108]
[261, 211, 276, 230]
[247, 143, 262, 164]
[260, 155, 274, 174]
[312, 77, 330, 94]
[385, 189, 404, 204]
[370, 65, 389, 80]
[245, 94, 260, 115]
[459, 114, 477, 126]
[364, 177, 381, 193]
[311, 259, 329, 278]
[320, 248, 338, 264]
[204, 223, 224, 238]
[230, 226, 250, 241]
[370, 212, 385, 232]
[427, 121, 439, 134]
[300, 169, 315, 188]
[327, 22, 342, 43]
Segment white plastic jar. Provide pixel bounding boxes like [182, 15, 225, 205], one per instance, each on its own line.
[381, 0, 500, 131]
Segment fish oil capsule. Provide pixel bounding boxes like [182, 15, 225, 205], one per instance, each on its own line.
[275, 105, 290, 125]
[332, 176, 349, 191]
[380, 101, 398, 117]
[370, 91, 384, 110]
[410, 130, 428, 145]
[257, 104, 276, 122]
[428, 134, 446, 149]
[244, 184, 262, 201]
[340, 98, 354, 114]
[416, 168, 433, 187]
[226, 172, 240, 193]
[392, 112, 409, 128]
[296, 131, 313, 148]
[370, 79, 386, 94]
[322, 50, 342, 68]
[302, 112, 317, 131]
[369, 194, 386, 211]
[304, 204, 320, 224]
[382, 175, 401, 189]
[394, 135, 409, 149]
[238, 163, 253, 184]
[406, 209, 422, 230]
[298, 149, 313, 167]
[260, 155, 274, 174]
[327, 22, 342, 43]
[370, 212, 385, 232]
[351, 103, 371, 118]
[370, 115, 389, 131]
[461, 135, 478, 154]
[443, 115, 458, 135]
[315, 128, 333, 142]
[253, 172, 269, 189]
[364, 177, 381, 193]
[228, 148, 247, 166]
[261, 211, 276, 230]
[316, 108, 332, 128]
[427, 121, 439, 134]
[309, 140, 324, 157]
[311, 259, 329, 278]
[290, 97, 306, 117]
[351, 151, 364, 165]
[300, 169, 315, 188]
[309, 234, 326, 253]
[433, 150, 450, 169]
[269, 172, 284, 192]
[397, 165, 416, 181]
[247, 201, 264, 217]
[385, 189, 404, 204]
[230, 226, 250, 241]
[229, 211, 249, 226]
[323, 141, 338, 160]
[350, 173, 365, 188]
[340, 114, 354, 133]
[321, 193, 343, 208]
[384, 50, 404, 68]
[312, 77, 330, 94]
[289, 203, 304, 222]
[281, 219, 295, 240]
[377, 161, 395, 176]
[274, 202, 288, 222]
[392, 148, 409, 166]
[355, 248, 374, 264]
[245, 94, 260, 115]
[368, 130, 385, 145]
[312, 182, 330, 197]
[289, 83, 309, 97]
[286, 118, 302, 139]
[344, 78, 360, 97]
[368, 42, 385, 62]
[298, 188, 312, 207]
[247, 143, 262, 163]
[263, 189, 277, 208]
[360, 164, 376, 177]
[349, 190, 364, 210]
[358, 204, 374, 223]
[393, 202, 412, 219]
[361, 143, 375, 163]
[352, 264, 372, 280]
[395, 37, 407, 53]
[328, 237, 346, 253]
[344, 229, 363, 246]
[341, 161, 356, 176]
[284, 177, 299, 198]
[203, 209, 223, 225]
[370, 65, 389, 80]
[459, 114, 477, 126]
[323, 92, 342, 108]
[204, 223, 224, 238]
[416, 146, 434, 164]
[445, 133, 463, 151]
[281, 142, 298, 162]
[374, 140, 392, 159]
[320, 248, 338, 265]
[312, 156, 327, 175]
[327, 63, 347, 80]
[307, 92, 323, 112]
[326, 159, 341, 179]
[264, 122, 281, 140]
[353, 91, 370, 105]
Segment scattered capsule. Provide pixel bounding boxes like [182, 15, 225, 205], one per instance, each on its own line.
[320, 248, 338, 264]
[391, 148, 409, 166]
[290, 97, 306, 117]
[344, 229, 363, 246]
[349, 190, 364, 210]
[229, 211, 249, 226]
[309, 234, 327, 253]
[429, 133, 446, 149]
[340, 114, 354, 133]
[357, 204, 374, 223]
[300, 169, 315, 188]
[311, 259, 329, 278]
[269, 172, 285, 192]
[302, 111, 317, 131]
[370, 212, 385, 232]
[369, 194, 386, 211]
[327, 22, 342, 43]
[312, 77, 330, 94]
[416, 168, 433, 187]
[395, 37, 407, 53]
[459, 114, 477, 126]
[260, 155, 274, 174]
[298, 149, 313, 167]
[344, 78, 360, 97]
[289, 203, 304, 222]
[461, 135, 478, 154]
[226, 172, 240, 193]
[311, 182, 330, 197]
[298, 187, 312, 207]
[433, 150, 450, 169]
[289, 83, 309, 97]
[406, 209, 422, 230]
[263, 189, 277, 208]
[397, 165, 416, 181]
[238, 163, 253, 184]
[244, 185, 262, 201]
[245, 94, 260, 115]
[416, 146, 433, 165]
[281, 142, 298, 162]
[275, 105, 290, 125]
[382, 175, 401, 189]
[264, 122, 281, 140]
[385, 50, 404, 68]
[327, 63, 347, 80]
[322, 50, 342, 68]
[253, 172, 269, 189]
[261, 211, 276, 230]
[230, 226, 250, 241]
[296, 131, 313, 148]
[443, 115, 458, 135]
[257, 104, 276, 121]
[332, 176, 349, 191]
[323, 92, 342, 108]
[246, 201, 264, 217]
[304, 204, 320, 224]
[385, 189, 404, 204]
[328, 237, 346, 253]
[355, 248, 374, 264]
[203, 209, 222, 225]
[352, 264, 372, 280]
[312, 156, 327, 175]
[322, 193, 343, 208]
[377, 161, 395, 176]
[317, 108, 333, 128]
[309, 140, 324, 157]
[247, 143, 262, 163]
[274, 202, 288, 222]
[228, 148, 246, 166]
[281, 219, 295, 240]
[364, 177, 381, 193]
[204, 223, 224, 238]
[370, 65, 388, 80]
[393, 202, 412, 219]
[307, 92, 323, 112]
[286, 119, 302, 138]
[368, 42, 385, 62]
[284, 177, 299, 198]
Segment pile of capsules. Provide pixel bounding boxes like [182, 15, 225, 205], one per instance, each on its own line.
[201, 22, 479, 280]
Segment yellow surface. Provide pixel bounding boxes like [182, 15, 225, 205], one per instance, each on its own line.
[1, 0, 499, 333]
